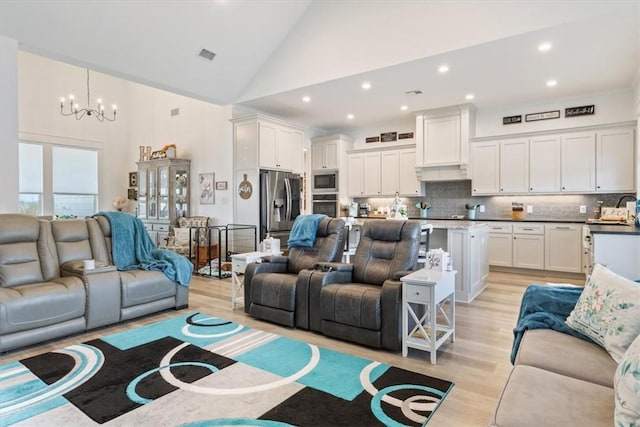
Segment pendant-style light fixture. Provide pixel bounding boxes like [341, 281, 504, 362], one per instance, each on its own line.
[60, 69, 117, 122]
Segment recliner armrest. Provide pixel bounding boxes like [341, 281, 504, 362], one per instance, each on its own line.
[313, 261, 353, 272]
[61, 260, 117, 276]
[261, 255, 289, 264]
[392, 270, 416, 280]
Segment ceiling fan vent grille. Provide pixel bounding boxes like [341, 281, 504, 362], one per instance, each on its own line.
[198, 49, 216, 61]
[405, 90, 423, 95]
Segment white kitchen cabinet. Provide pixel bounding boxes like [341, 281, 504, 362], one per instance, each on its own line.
[561, 132, 596, 192]
[258, 121, 303, 172]
[363, 152, 382, 196]
[398, 149, 423, 196]
[311, 140, 338, 171]
[596, 127, 635, 192]
[529, 136, 561, 193]
[347, 153, 365, 196]
[471, 142, 500, 195]
[500, 139, 529, 194]
[512, 224, 545, 270]
[447, 224, 489, 303]
[487, 223, 513, 267]
[544, 224, 582, 273]
[380, 151, 399, 196]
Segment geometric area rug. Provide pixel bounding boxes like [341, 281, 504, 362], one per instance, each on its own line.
[0, 312, 454, 426]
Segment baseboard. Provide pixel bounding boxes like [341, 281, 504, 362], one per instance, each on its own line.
[489, 266, 585, 281]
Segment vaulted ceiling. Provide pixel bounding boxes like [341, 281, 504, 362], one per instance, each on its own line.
[1, 0, 638, 132]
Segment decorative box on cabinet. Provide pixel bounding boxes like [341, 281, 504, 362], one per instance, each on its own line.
[137, 158, 190, 246]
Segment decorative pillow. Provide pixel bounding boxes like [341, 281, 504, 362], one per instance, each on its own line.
[173, 228, 191, 247]
[566, 263, 640, 362]
[614, 334, 640, 426]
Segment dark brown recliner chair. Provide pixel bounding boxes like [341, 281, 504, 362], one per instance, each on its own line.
[307, 220, 421, 351]
[243, 217, 346, 328]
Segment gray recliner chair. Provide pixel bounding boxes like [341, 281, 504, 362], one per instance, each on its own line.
[307, 220, 421, 351]
[244, 217, 346, 329]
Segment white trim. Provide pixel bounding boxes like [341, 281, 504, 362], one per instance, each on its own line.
[470, 121, 637, 142]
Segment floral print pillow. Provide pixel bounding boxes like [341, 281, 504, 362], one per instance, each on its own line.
[614, 334, 640, 427]
[566, 263, 640, 363]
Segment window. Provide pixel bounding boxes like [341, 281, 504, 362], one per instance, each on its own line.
[19, 142, 99, 217]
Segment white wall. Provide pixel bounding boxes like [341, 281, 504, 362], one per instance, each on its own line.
[0, 36, 19, 213]
[475, 89, 635, 138]
[13, 52, 234, 223]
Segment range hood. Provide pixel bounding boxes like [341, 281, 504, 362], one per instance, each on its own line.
[414, 104, 476, 182]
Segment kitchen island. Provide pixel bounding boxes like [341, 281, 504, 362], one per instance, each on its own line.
[588, 223, 640, 280]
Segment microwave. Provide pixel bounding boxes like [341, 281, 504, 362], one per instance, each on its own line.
[312, 171, 338, 193]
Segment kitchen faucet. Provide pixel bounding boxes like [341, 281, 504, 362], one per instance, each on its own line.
[615, 194, 637, 208]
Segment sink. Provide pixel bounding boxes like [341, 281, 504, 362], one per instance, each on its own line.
[586, 219, 633, 226]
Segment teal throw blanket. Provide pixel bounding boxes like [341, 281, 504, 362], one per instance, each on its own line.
[288, 214, 327, 248]
[95, 211, 193, 286]
[511, 284, 593, 364]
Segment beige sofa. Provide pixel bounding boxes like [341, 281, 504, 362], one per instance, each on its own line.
[490, 328, 617, 426]
[0, 214, 189, 352]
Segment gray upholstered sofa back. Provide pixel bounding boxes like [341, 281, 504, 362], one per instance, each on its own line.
[51, 218, 110, 266]
[352, 220, 420, 285]
[0, 214, 60, 287]
[287, 217, 346, 273]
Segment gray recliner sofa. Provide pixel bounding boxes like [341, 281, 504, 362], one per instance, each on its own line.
[243, 217, 346, 329]
[305, 220, 421, 351]
[0, 214, 189, 352]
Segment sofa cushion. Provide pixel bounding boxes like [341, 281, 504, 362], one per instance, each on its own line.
[119, 270, 177, 308]
[490, 365, 614, 427]
[320, 283, 382, 330]
[614, 334, 640, 426]
[566, 263, 640, 362]
[0, 276, 86, 334]
[515, 329, 617, 388]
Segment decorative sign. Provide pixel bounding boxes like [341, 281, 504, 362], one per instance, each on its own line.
[366, 136, 380, 143]
[215, 181, 228, 190]
[238, 174, 253, 200]
[503, 115, 522, 125]
[398, 132, 414, 140]
[525, 110, 560, 122]
[380, 132, 397, 142]
[565, 105, 595, 117]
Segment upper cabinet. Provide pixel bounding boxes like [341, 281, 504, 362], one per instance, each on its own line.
[414, 104, 476, 181]
[347, 147, 423, 197]
[232, 115, 304, 174]
[311, 140, 338, 170]
[471, 125, 636, 195]
[310, 134, 354, 199]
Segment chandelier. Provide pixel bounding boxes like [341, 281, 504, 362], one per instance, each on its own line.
[60, 69, 117, 122]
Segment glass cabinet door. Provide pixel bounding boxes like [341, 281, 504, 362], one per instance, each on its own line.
[138, 167, 147, 219]
[148, 168, 157, 219]
[158, 166, 169, 220]
[175, 168, 189, 218]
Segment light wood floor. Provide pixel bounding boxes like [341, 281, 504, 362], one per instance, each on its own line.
[0, 271, 585, 426]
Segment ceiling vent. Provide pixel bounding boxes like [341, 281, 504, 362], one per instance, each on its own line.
[170, 108, 180, 117]
[405, 90, 423, 95]
[198, 48, 216, 61]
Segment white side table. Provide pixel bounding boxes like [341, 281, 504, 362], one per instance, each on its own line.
[400, 269, 456, 364]
[230, 251, 281, 309]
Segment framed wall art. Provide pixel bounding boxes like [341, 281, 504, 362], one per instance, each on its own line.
[199, 172, 215, 204]
[215, 181, 228, 190]
[128, 172, 138, 188]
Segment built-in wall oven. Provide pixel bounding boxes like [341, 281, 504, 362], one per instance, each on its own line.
[312, 170, 338, 193]
[312, 193, 339, 218]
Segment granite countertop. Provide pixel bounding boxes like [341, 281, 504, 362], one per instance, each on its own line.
[587, 223, 640, 235]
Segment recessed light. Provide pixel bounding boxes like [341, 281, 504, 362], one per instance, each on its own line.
[538, 42, 552, 52]
[361, 82, 371, 90]
[546, 79, 558, 87]
[400, 105, 408, 111]
[465, 94, 475, 100]
[347, 114, 355, 120]
[302, 96, 311, 103]
[438, 65, 449, 73]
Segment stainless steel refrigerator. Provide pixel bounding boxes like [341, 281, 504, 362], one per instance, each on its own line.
[259, 169, 302, 243]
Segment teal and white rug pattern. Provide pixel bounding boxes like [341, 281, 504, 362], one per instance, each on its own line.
[0, 312, 454, 426]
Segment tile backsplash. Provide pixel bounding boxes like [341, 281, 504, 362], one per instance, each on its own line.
[354, 180, 632, 220]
